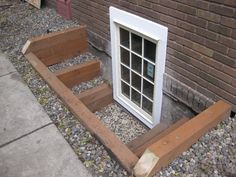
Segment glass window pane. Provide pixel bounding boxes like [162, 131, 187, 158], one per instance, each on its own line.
[144, 39, 156, 63]
[131, 53, 142, 74]
[131, 33, 142, 55]
[120, 47, 130, 66]
[143, 60, 155, 82]
[131, 72, 141, 91]
[131, 88, 141, 106]
[121, 65, 130, 83]
[142, 96, 153, 115]
[121, 81, 130, 98]
[143, 79, 154, 100]
[120, 28, 129, 48]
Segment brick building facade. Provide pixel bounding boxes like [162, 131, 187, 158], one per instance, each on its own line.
[46, 0, 236, 113]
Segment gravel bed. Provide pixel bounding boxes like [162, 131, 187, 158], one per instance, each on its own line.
[48, 53, 97, 72]
[72, 76, 105, 95]
[1, 2, 235, 177]
[95, 103, 148, 144]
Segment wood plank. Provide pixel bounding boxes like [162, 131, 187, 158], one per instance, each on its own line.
[77, 83, 113, 112]
[22, 26, 88, 66]
[25, 52, 138, 173]
[128, 118, 189, 157]
[55, 60, 100, 88]
[126, 123, 168, 153]
[133, 101, 231, 177]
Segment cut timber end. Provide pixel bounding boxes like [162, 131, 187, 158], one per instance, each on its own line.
[133, 149, 159, 177]
[133, 100, 231, 177]
[55, 60, 100, 88]
[77, 83, 113, 112]
[22, 26, 88, 66]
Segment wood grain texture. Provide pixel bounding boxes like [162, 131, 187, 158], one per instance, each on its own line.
[25, 53, 138, 173]
[127, 123, 168, 154]
[128, 118, 189, 157]
[22, 26, 88, 66]
[55, 60, 100, 88]
[134, 100, 232, 177]
[77, 83, 113, 112]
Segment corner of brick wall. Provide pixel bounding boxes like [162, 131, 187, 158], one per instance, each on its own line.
[163, 73, 214, 113]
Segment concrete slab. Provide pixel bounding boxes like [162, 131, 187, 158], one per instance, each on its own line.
[0, 52, 16, 76]
[0, 124, 92, 177]
[0, 73, 52, 146]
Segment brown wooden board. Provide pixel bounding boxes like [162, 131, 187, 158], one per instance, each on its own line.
[127, 123, 168, 154]
[25, 52, 138, 173]
[133, 101, 231, 177]
[77, 83, 113, 112]
[128, 118, 189, 157]
[22, 26, 88, 66]
[55, 60, 100, 88]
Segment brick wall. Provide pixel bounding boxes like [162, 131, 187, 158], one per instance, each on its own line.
[46, 0, 236, 112]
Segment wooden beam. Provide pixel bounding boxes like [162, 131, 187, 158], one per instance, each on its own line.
[133, 101, 231, 177]
[22, 26, 88, 66]
[55, 60, 100, 88]
[77, 83, 113, 112]
[127, 118, 189, 157]
[127, 123, 168, 154]
[25, 53, 138, 173]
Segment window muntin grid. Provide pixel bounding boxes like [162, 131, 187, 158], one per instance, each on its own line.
[119, 27, 157, 117]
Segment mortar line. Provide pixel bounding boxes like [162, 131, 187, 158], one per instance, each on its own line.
[0, 122, 53, 149]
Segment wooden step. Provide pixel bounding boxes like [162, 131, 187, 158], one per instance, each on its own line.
[133, 101, 232, 177]
[77, 83, 113, 112]
[22, 26, 88, 66]
[128, 118, 189, 157]
[25, 53, 138, 173]
[55, 60, 100, 88]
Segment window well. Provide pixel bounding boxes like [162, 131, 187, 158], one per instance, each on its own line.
[110, 7, 168, 128]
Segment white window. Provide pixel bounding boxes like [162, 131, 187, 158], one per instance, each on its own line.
[110, 7, 168, 128]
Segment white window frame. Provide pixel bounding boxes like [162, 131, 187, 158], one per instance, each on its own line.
[109, 7, 168, 128]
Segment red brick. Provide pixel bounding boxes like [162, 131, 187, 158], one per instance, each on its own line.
[196, 27, 218, 41]
[159, 14, 177, 25]
[175, 0, 209, 10]
[213, 52, 236, 67]
[218, 35, 236, 49]
[196, 85, 216, 99]
[177, 3, 196, 15]
[168, 24, 185, 37]
[186, 15, 207, 28]
[221, 16, 236, 28]
[159, 0, 177, 9]
[175, 35, 193, 48]
[224, 0, 236, 7]
[182, 46, 202, 59]
[228, 48, 236, 58]
[177, 21, 195, 32]
[222, 64, 236, 78]
[205, 39, 228, 54]
[232, 29, 236, 39]
[192, 43, 214, 57]
[184, 32, 205, 45]
[208, 22, 232, 37]
[209, 3, 234, 17]
[199, 56, 223, 70]
[197, 9, 221, 23]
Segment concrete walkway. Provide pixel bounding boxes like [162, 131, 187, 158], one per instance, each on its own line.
[0, 52, 92, 177]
